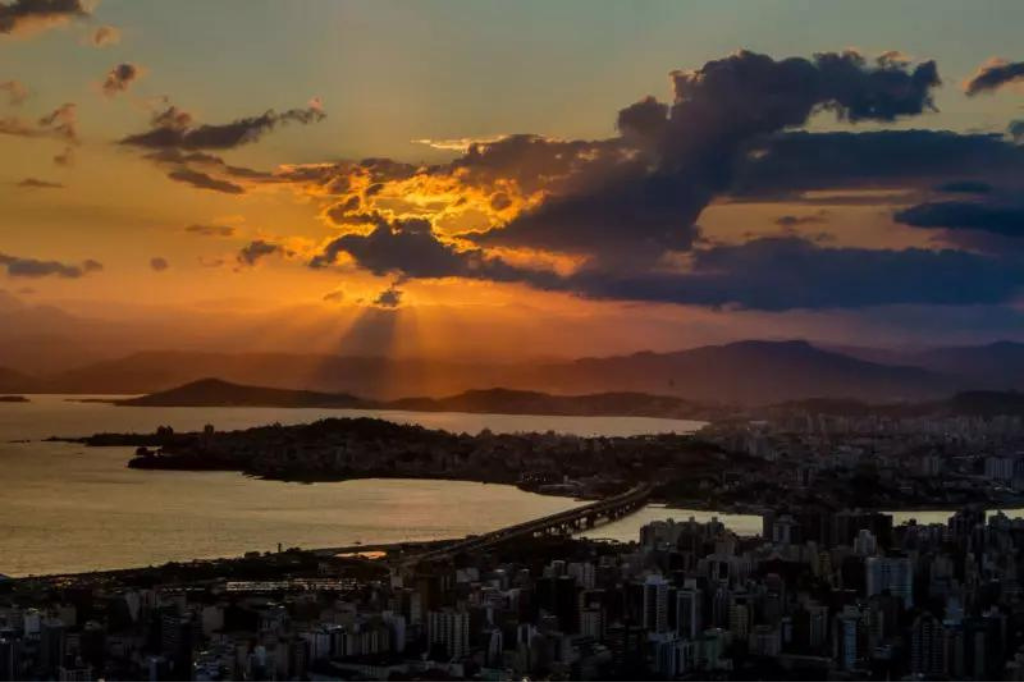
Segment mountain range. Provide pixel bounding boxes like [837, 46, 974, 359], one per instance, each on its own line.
[113, 378, 716, 420]
[2, 339, 1022, 405]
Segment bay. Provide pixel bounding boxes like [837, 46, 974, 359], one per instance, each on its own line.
[0, 395, 702, 577]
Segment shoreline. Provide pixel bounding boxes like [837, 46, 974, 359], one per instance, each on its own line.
[64, 398, 716, 428]
[11, 496, 1024, 584]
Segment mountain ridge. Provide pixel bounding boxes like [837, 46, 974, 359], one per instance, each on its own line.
[115, 378, 718, 420]
[3, 338, 1019, 405]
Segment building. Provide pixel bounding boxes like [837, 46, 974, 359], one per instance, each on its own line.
[427, 609, 470, 661]
[911, 612, 946, 676]
[675, 586, 703, 639]
[866, 556, 913, 608]
[642, 576, 670, 634]
[833, 606, 861, 672]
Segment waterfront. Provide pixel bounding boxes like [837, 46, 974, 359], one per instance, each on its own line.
[3, 396, 1022, 578]
[0, 395, 701, 577]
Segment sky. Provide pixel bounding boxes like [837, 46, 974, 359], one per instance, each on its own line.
[2, 0, 1024, 360]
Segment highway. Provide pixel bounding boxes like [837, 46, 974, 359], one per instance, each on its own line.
[399, 483, 652, 567]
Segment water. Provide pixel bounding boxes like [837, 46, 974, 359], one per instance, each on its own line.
[578, 505, 1024, 543]
[6, 397, 1012, 577]
[579, 504, 764, 541]
[0, 395, 703, 577]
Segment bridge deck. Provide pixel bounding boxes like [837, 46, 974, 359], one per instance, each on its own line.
[402, 483, 652, 566]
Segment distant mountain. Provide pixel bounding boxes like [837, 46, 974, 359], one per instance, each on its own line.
[110, 378, 1024, 422]
[120, 378, 365, 408]
[41, 351, 516, 398]
[525, 340, 958, 404]
[0, 366, 37, 393]
[908, 341, 1024, 390]
[22, 339, 969, 404]
[390, 388, 713, 419]
[118, 379, 717, 420]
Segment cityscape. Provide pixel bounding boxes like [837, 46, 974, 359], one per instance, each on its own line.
[4, 496, 1024, 680]
[5, 0, 1024, 680]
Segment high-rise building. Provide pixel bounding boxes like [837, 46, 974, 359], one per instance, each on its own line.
[580, 609, 604, 640]
[911, 612, 946, 676]
[675, 587, 703, 639]
[853, 529, 877, 556]
[729, 602, 750, 639]
[833, 606, 861, 672]
[39, 618, 66, 677]
[642, 576, 670, 634]
[866, 556, 913, 608]
[0, 633, 21, 682]
[427, 608, 470, 661]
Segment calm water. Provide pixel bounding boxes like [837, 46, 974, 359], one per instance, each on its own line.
[0, 395, 703, 577]
[579, 506, 1024, 543]
[5, 397, 1011, 577]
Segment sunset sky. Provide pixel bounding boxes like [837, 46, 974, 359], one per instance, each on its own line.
[3, 0, 1024, 360]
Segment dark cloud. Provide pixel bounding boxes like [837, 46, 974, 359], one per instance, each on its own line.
[121, 105, 326, 151]
[185, 223, 236, 238]
[310, 216, 538, 284]
[0, 252, 101, 278]
[733, 130, 1024, 197]
[122, 103, 325, 193]
[964, 59, 1024, 96]
[451, 134, 629, 195]
[53, 145, 74, 166]
[150, 104, 193, 131]
[297, 50, 1024, 313]
[314, 216, 1024, 311]
[0, 0, 88, 36]
[167, 169, 244, 195]
[236, 240, 286, 267]
[87, 24, 119, 47]
[0, 79, 27, 105]
[373, 285, 402, 308]
[149, 257, 169, 272]
[0, 102, 77, 143]
[16, 177, 63, 189]
[934, 180, 993, 195]
[323, 289, 345, 303]
[143, 148, 276, 189]
[102, 63, 142, 97]
[37, 102, 77, 142]
[310, 217, 467, 276]
[324, 195, 362, 223]
[561, 238, 1024, 310]
[894, 200, 1024, 238]
[479, 50, 940, 262]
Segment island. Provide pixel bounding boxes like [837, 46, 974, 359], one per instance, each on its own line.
[52, 387, 1024, 511]
[103, 377, 723, 421]
[0, 395, 29, 403]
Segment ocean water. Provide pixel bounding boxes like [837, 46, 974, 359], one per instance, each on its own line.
[4, 396, 1008, 577]
[0, 395, 703, 577]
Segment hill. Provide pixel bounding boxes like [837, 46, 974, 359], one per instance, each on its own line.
[117, 380, 718, 420]
[909, 341, 1024, 390]
[120, 378, 365, 408]
[527, 340, 957, 404]
[34, 340, 962, 405]
[0, 366, 37, 394]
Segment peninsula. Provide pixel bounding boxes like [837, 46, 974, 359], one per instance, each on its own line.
[53, 391, 1024, 511]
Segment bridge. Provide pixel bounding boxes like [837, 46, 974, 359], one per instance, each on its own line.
[401, 483, 652, 567]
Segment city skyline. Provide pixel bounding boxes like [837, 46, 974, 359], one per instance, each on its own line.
[3, 1, 1024, 360]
